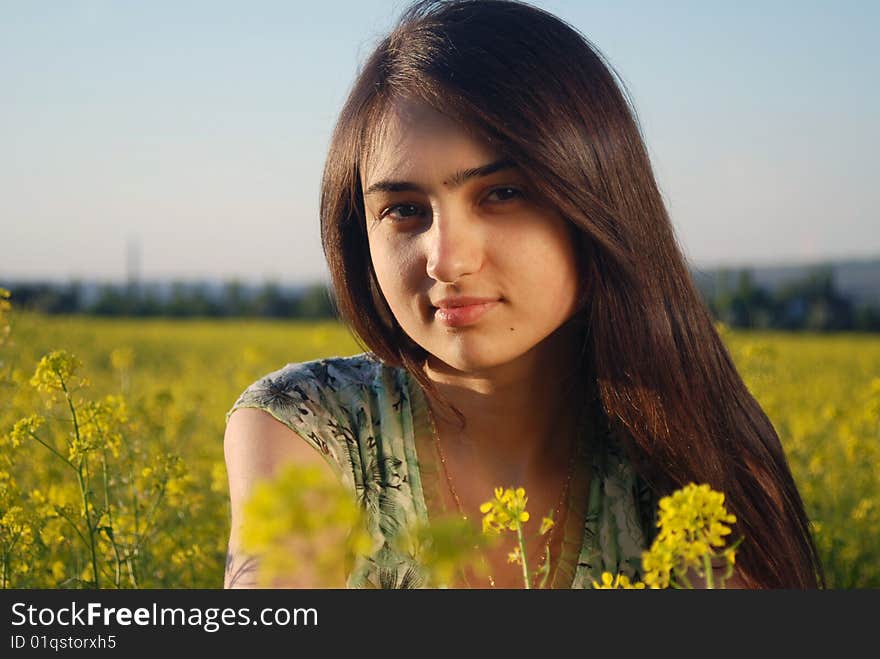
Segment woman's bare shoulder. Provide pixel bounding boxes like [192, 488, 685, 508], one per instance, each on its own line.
[223, 408, 341, 588]
[224, 407, 334, 483]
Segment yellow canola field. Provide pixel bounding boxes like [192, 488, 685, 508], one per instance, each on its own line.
[0, 311, 876, 588]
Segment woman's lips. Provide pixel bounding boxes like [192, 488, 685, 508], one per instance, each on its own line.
[433, 300, 500, 327]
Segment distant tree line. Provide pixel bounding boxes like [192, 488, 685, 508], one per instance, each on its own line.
[3, 266, 880, 331]
[705, 266, 880, 332]
[2, 280, 338, 320]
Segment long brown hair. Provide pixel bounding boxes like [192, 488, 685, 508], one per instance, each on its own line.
[319, 0, 824, 589]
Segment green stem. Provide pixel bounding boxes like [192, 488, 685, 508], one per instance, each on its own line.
[101, 450, 123, 588]
[26, 429, 77, 471]
[515, 523, 530, 589]
[121, 432, 140, 588]
[2, 549, 8, 589]
[61, 376, 100, 589]
[54, 506, 117, 586]
[2, 530, 22, 588]
[75, 463, 100, 588]
[126, 554, 139, 589]
[130, 481, 167, 576]
[674, 565, 695, 589]
[54, 506, 92, 549]
[718, 557, 734, 589]
[702, 553, 715, 589]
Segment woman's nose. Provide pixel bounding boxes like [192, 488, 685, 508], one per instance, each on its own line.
[424, 207, 484, 284]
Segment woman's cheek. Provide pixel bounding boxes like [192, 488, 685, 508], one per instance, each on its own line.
[371, 242, 417, 311]
[378, 240, 420, 288]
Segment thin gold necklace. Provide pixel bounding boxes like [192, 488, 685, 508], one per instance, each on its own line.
[425, 401, 580, 589]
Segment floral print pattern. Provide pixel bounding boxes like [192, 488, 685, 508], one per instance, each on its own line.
[226, 352, 658, 588]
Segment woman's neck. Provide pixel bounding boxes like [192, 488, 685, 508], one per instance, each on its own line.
[422, 319, 589, 483]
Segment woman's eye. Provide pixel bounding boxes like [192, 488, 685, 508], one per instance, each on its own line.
[381, 203, 424, 221]
[485, 187, 522, 202]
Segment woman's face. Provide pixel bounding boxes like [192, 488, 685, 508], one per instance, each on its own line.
[362, 100, 583, 375]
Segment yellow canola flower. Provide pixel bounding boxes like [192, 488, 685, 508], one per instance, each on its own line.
[595, 482, 741, 590]
[0, 506, 35, 556]
[653, 483, 736, 548]
[51, 561, 66, 581]
[79, 395, 129, 457]
[7, 414, 45, 448]
[69, 395, 129, 461]
[592, 571, 647, 589]
[29, 350, 89, 396]
[508, 546, 523, 565]
[241, 463, 371, 587]
[210, 461, 228, 495]
[479, 486, 530, 535]
[851, 499, 875, 523]
[642, 482, 740, 589]
[641, 541, 677, 589]
[109, 347, 135, 372]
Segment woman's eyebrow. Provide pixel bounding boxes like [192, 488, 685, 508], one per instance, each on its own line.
[363, 157, 516, 196]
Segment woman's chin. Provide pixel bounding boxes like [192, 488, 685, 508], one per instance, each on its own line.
[424, 342, 527, 377]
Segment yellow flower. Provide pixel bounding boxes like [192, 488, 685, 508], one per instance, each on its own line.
[592, 571, 647, 589]
[29, 350, 88, 395]
[508, 546, 523, 565]
[109, 347, 134, 372]
[723, 547, 737, 566]
[641, 482, 740, 589]
[593, 571, 617, 589]
[539, 516, 555, 536]
[210, 461, 228, 494]
[616, 575, 646, 589]
[479, 486, 529, 535]
[0, 506, 35, 555]
[7, 414, 45, 448]
[593, 484, 741, 590]
[241, 463, 371, 587]
[70, 395, 128, 460]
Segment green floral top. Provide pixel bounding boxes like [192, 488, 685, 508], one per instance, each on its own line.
[225, 353, 658, 589]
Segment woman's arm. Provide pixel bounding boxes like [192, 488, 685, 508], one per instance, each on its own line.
[223, 407, 346, 588]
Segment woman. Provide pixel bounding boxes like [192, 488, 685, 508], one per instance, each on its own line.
[224, 0, 824, 589]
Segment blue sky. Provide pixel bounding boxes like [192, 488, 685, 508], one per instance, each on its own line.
[1, 1, 877, 285]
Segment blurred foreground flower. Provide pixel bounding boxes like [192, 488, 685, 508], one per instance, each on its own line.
[242, 464, 498, 588]
[392, 514, 490, 588]
[239, 463, 372, 587]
